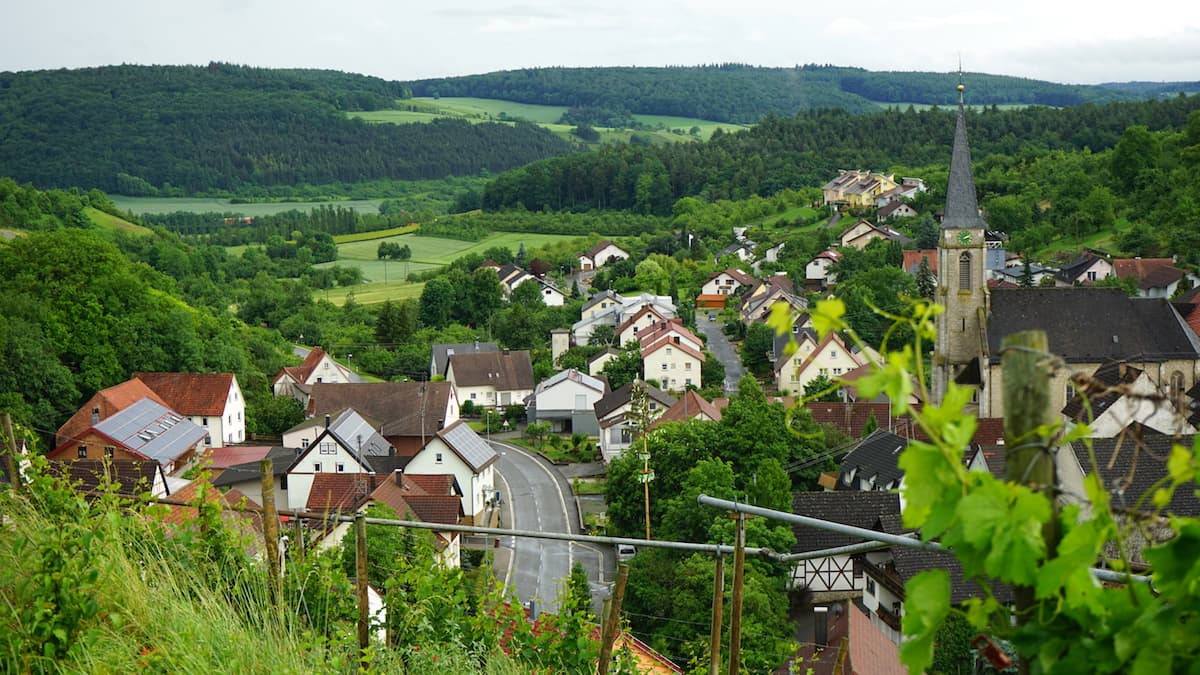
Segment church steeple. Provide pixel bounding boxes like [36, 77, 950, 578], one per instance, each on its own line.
[941, 77, 986, 230]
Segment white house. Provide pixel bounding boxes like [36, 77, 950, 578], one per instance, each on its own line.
[273, 348, 356, 405]
[615, 305, 673, 347]
[788, 492, 900, 597]
[593, 382, 675, 461]
[641, 338, 705, 392]
[573, 293, 677, 346]
[497, 264, 566, 306]
[405, 420, 499, 524]
[285, 411, 399, 512]
[1061, 362, 1195, 438]
[580, 290, 623, 321]
[1054, 251, 1113, 286]
[806, 249, 842, 287]
[774, 331, 869, 396]
[134, 372, 246, 446]
[446, 350, 535, 409]
[700, 269, 756, 297]
[578, 240, 629, 271]
[525, 369, 607, 435]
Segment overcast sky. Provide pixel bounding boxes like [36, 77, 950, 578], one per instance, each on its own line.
[4, 0, 1199, 85]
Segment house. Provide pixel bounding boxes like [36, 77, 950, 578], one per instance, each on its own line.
[641, 335, 705, 392]
[1053, 250, 1112, 285]
[578, 240, 629, 271]
[272, 348, 356, 405]
[134, 372, 246, 446]
[1113, 257, 1192, 298]
[615, 305, 673, 347]
[588, 348, 622, 377]
[525, 369, 607, 435]
[579, 290, 623, 321]
[837, 220, 912, 250]
[572, 292, 677, 346]
[447, 350, 535, 410]
[836, 430, 908, 496]
[717, 239, 756, 262]
[805, 401, 918, 441]
[774, 329, 869, 397]
[594, 382, 675, 461]
[496, 263, 566, 306]
[1061, 433, 1200, 522]
[823, 170, 899, 209]
[900, 249, 938, 276]
[637, 319, 704, 354]
[160, 479, 263, 546]
[699, 268, 756, 297]
[431, 341, 498, 378]
[648, 390, 722, 431]
[805, 249, 843, 288]
[990, 260, 1056, 286]
[307, 382, 460, 457]
[283, 408, 390, 455]
[740, 275, 807, 324]
[56, 379, 170, 447]
[364, 470, 466, 567]
[284, 411, 403, 511]
[877, 200, 918, 221]
[931, 93, 1200, 417]
[789, 492, 901, 596]
[48, 459, 170, 499]
[404, 420, 498, 524]
[787, 600, 907, 675]
[759, 242, 786, 264]
[874, 177, 927, 207]
[209, 446, 297, 512]
[1062, 361, 1195, 438]
[48, 398, 207, 476]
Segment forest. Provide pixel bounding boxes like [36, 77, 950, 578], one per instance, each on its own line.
[0, 64, 572, 194]
[405, 64, 1156, 124]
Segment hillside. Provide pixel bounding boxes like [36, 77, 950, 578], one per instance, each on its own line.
[405, 64, 1146, 124]
[0, 64, 573, 195]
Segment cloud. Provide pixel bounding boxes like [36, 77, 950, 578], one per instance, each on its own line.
[889, 11, 1008, 32]
[1001, 28, 1200, 82]
[825, 17, 869, 35]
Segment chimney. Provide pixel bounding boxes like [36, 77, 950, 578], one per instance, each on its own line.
[324, 414, 331, 429]
[394, 468, 403, 486]
[91, 406, 100, 424]
[388, 444, 396, 457]
[368, 474, 376, 491]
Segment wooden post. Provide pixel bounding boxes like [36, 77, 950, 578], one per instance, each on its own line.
[598, 562, 630, 675]
[260, 459, 281, 603]
[1, 413, 20, 494]
[1001, 330, 1058, 675]
[728, 513, 747, 675]
[708, 554, 725, 675]
[356, 513, 369, 661]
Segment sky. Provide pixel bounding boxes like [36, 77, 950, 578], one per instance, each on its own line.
[3, 0, 1199, 85]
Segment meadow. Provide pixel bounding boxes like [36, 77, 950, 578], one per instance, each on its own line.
[111, 196, 386, 216]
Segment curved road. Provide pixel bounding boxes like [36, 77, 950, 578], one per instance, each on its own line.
[696, 314, 745, 393]
[493, 440, 608, 615]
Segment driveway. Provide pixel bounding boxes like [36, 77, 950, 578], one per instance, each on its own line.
[696, 314, 745, 393]
[492, 440, 610, 615]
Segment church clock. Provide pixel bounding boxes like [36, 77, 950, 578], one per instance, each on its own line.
[957, 230, 972, 245]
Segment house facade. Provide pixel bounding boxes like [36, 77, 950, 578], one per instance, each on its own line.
[49, 398, 207, 476]
[578, 241, 629, 271]
[273, 348, 356, 405]
[525, 369, 607, 435]
[700, 269, 755, 297]
[134, 372, 246, 446]
[56, 379, 170, 447]
[805, 249, 842, 288]
[404, 420, 498, 524]
[774, 331, 868, 396]
[822, 170, 899, 208]
[594, 382, 675, 461]
[447, 350, 535, 409]
[641, 339, 705, 392]
[307, 382, 460, 457]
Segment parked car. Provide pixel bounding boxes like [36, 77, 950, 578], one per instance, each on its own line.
[616, 544, 636, 561]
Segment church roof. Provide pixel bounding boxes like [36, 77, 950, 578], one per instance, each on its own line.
[941, 93, 986, 231]
[988, 288, 1200, 364]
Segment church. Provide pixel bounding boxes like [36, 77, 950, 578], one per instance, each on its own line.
[930, 85, 1200, 418]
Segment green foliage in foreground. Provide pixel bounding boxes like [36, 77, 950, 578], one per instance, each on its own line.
[800, 297, 1200, 674]
[0, 459, 628, 673]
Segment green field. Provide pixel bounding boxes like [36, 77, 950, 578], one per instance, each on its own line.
[350, 97, 747, 143]
[84, 206, 152, 235]
[111, 196, 386, 216]
[314, 231, 583, 305]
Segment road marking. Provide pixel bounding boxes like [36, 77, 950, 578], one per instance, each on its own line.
[495, 439, 576, 573]
[494, 467, 516, 592]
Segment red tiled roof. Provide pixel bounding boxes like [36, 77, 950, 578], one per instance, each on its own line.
[902, 249, 938, 274]
[649, 390, 721, 430]
[306, 473, 376, 513]
[1112, 258, 1182, 289]
[161, 481, 261, 527]
[134, 372, 235, 416]
[640, 337, 705, 363]
[615, 305, 670, 338]
[202, 446, 273, 469]
[274, 348, 328, 386]
[805, 401, 917, 439]
[406, 473, 458, 495]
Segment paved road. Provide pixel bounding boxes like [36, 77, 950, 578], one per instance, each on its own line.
[493, 440, 610, 615]
[696, 314, 745, 393]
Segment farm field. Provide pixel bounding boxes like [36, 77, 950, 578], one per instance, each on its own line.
[111, 196, 385, 216]
[84, 206, 152, 235]
[315, 231, 583, 305]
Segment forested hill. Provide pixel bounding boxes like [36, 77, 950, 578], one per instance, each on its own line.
[406, 64, 1148, 124]
[0, 64, 572, 195]
[481, 94, 1200, 213]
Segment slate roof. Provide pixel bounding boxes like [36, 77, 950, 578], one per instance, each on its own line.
[987, 288, 1200, 364]
[1070, 433, 1200, 516]
[435, 420, 499, 472]
[211, 446, 298, 488]
[133, 372, 235, 416]
[888, 545, 1013, 605]
[431, 342, 498, 377]
[1054, 251, 1107, 283]
[48, 459, 166, 498]
[448, 351, 534, 390]
[940, 97, 986, 231]
[789, 491, 900, 553]
[838, 430, 909, 489]
[84, 398, 207, 465]
[593, 382, 676, 421]
[1061, 361, 1141, 422]
[308, 382, 454, 437]
[532, 369, 606, 396]
[581, 290, 622, 313]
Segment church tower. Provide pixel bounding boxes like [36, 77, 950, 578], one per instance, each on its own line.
[931, 82, 989, 406]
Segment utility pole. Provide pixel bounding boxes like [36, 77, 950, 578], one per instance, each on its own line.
[260, 459, 281, 604]
[598, 562, 631, 675]
[708, 554, 725, 675]
[356, 513, 370, 662]
[728, 512, 747, 674]
[1001, 330, 1058, 675]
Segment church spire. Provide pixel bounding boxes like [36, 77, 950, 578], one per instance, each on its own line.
[941, 72, 986, 230]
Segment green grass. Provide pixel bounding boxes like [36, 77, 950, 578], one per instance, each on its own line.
[332, 224, 419, 244]
[414, 97, 569, 124]
[84, 206, 153, 235]
[111, 196, 386, 216]
[571, 478, 606, 496]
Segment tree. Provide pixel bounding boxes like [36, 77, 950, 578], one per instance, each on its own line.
[803, 373, 841, 402]
[601, 345, 643, 391]
[418, 277, 455, 328]
[1018, 254, 1035, 288]
[916, 256, 936, 299]
[740, 322, 775, 376]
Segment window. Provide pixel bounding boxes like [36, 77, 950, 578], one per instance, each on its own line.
[1087, 270, 1097, 281]
[238, 411, 242, 421]
[833, 368, 843, 375]
[104, 446, 115, 458]
[666, 347, 672, 355]
[866, 577, 876, 596]
[319, 442, 337, 455]
[1066, 384, 1076, 403]
[301, 438, 309, 448]
[1170, 371, 1185, 400]
[313, 463, 322, 472]
[204, 434, 212, 446]
[819, 368, 829, 376]
[684, 362, 692, 370]
[316, 377, 322, 383]
[77, 445, 87, 459]
[830, 350, 838, 359]
[202, 417, 208, 427]
[435, 453, 444, 464]
[685, 378, 693, 386]
[470, 393, 477, 400]
[959, 251, 972, 291]
[661, 363, 668, 371]
[649, 402, 657, 410]
[336, 463, 346, 473]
